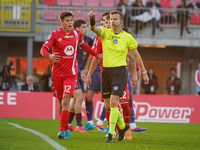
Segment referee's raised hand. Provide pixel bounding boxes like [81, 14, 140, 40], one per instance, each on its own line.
[88, 7, 95, 19]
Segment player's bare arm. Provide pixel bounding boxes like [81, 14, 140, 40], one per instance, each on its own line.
[131, 48, 149, 85]
[86, 57, 99, 88]
[127, 51, 138, 87]
[81, 56, 92, 81]
[88, 7, 101, 36]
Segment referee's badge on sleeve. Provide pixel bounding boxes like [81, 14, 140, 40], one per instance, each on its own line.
[113, 86, 119, 91]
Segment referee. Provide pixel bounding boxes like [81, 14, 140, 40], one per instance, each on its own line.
[88, 8, 149, 142]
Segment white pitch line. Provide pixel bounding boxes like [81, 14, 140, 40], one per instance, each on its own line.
[8, 123, 67, 150]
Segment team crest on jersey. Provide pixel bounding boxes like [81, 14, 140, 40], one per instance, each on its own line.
[64, 45, 74, 55]
[113, 39, 118, 44]
[64, 35, 74, 38]
[83, 51, 87, 55]
[47, 34, 52, 40]
[113, 86, 118, 91]
[58, 38, 62, 41]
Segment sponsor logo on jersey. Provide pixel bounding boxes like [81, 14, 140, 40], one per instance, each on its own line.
[113, 39, 118, 44]
[47, 34, 51, 40]
[64, 45, 74, 55]
[64, 35, 74, 38]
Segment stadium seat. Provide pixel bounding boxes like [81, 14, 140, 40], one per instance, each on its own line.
[72, 0, 85, 6]
[42, 0, 56, 5]
[43, 9, 56, 21]
[190, 13, 200, 25]
[160, 0, 174, 24]
[173, 0, 180, 8]
[86, 0, 99, 7]
[57, 0, 70, 6]
[101, 0, 114, 7]
[73, 10, 86, 20]
[146, 0, 151, 4]
[160, 0, 172, 8]
[87, 11, 101, 22]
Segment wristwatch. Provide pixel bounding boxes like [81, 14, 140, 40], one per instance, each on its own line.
[142, 70, 147, 75]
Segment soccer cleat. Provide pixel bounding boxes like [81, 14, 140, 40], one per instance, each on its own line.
[105, 133, 113, 143]
[64, 130, 71, 138]
[84, 123, 95, 131]
[131, 127, 147, 132]
[95, 123, 104, 131]
[75, 126, 87, 133]
[103, 126, 109, 133]
[57, 131, 65, 139]
[118, 123, 130, 141]
[125, 128, 132, 140]
[105, 131, 117, 139]
[68, 125, 75, 132]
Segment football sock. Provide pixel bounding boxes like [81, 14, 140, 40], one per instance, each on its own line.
[99, 105, 106, 121]
[109, 107, 118, 135]
[76, 113, 82, 126]
[117, 109, 126, 130]
[130, 104, 137, 128]
[97, 119, 104, 125]
[60, 110, 69, 132]
[115, 124, 119, 133]
[106, 110, 110, 127]
[121, 103, 131, 124]
[85, 100, 93, 123]
[130, 123, 137, 129]
[68, 112, 75, 124]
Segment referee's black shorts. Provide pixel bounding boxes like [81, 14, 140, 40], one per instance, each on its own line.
[102, 66, 127, 99]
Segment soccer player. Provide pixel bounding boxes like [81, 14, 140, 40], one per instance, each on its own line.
[88, 8, 149, 142]
[40, 12, 100, 139]
[84, 12, 110, 131]
[67, 19, 93, 133]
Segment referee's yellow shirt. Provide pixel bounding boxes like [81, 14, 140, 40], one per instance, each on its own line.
[99, 27, 138, 68]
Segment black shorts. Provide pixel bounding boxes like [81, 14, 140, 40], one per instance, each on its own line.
[102, 66, 127, 99]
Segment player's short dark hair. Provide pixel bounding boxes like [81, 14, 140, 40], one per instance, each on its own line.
[102, 12, 110, 19]
[103, 14, 110, 21]
[59, 12, 73, 21]
[110, 10, 124, 20]
[73, 19, 86, 29]
[105, 15, 110, 20]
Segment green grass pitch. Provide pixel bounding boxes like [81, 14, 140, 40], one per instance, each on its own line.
[0, 118, 200, 150]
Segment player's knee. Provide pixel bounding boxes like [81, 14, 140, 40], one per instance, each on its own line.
[70, 107, 74, 112]
[74, 104, 81, 112]
[110, 100, 118, 107]
[85, 95, 92, 102]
